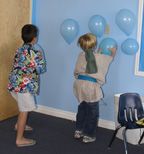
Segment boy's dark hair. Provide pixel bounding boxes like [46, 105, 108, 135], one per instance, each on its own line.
[21, 24, 38, 43]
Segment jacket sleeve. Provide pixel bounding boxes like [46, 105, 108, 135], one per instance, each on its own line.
[30, 49, 46, 74]
[74, 53, 85, 78]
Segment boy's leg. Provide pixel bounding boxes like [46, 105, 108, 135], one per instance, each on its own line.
[82, 102, 99, 142]
[16, 112, 28, 144]
[10, 92, 36, 146]
[15, 124, 33, 131]
[74, 101, 86, 138]
[11, 92, 35, 131]
[15, 120, 33, 131]
[76, 101, 87, 131]
[16, 112, 35, 146]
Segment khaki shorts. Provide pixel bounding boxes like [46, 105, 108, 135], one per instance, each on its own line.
[11, 92, 36, 112]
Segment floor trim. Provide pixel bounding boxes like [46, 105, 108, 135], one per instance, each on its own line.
[34, 105, 115, 130]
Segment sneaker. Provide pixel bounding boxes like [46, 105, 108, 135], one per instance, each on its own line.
[74, 130, 83, 139]
[82, 136, 96, 143]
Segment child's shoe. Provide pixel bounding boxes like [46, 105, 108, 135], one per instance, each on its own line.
[74, 130, 83, 139]
[82, 135, 96, 143]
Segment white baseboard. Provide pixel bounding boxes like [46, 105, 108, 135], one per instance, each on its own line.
[34, 105, 115, 130]
[34, 105, 76, 121]
[98, 118, 115, 130]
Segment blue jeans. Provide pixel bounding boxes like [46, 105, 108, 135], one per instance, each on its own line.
[76, 101, 99, 137]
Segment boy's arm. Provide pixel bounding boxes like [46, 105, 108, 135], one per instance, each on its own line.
[74, 53, 84, 77]
[32, 50, 46, 74]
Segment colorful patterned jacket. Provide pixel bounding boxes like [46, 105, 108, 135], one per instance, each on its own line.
[8, 44, 46, 95]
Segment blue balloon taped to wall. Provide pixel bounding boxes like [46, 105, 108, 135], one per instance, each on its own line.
[99, 38, 117, 55]
[121, 38, 139, 55]
[60, 18, 79, 44]
[88, 15, 106, 37]
[115, 9, 135, 36]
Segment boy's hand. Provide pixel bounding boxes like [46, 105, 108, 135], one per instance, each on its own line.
[108, 47, 117, 57]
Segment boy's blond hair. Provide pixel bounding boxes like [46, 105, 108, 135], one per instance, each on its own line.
[78, 33, 97, 51]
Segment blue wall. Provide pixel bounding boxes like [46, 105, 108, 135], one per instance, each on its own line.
[32, 0, 144, 121]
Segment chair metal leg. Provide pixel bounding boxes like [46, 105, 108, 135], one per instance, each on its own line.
[122, 128, 128, 154]
[108, 125, 122, 149]
[138, 130, 144, 144]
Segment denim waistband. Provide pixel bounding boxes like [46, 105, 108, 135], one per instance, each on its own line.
[78, 75, 97, 83]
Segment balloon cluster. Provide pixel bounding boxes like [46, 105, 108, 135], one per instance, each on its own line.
[88, 15, 117, 56]
[60, 15, 107, 45]
[60, 9, 139, 56]
[60, 15, 108, 47]
[115, 9, 139, 55]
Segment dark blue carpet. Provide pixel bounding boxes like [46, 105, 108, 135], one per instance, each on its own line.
[0, 112, 144, 154]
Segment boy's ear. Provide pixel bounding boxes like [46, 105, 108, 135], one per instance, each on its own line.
[32, 37, 37, 44]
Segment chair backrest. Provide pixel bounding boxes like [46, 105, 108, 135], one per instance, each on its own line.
[118, 93, 144, 125]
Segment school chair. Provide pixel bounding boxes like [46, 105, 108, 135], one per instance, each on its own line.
[108, 93, 144, 154]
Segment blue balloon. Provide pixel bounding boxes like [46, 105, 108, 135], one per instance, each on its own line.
[99, 38, 117, 55]
[88, 15, 106, 37]
[116, 9, 135, 36]
[121, 38, 139, 55]
[60, 18, 79, 44]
